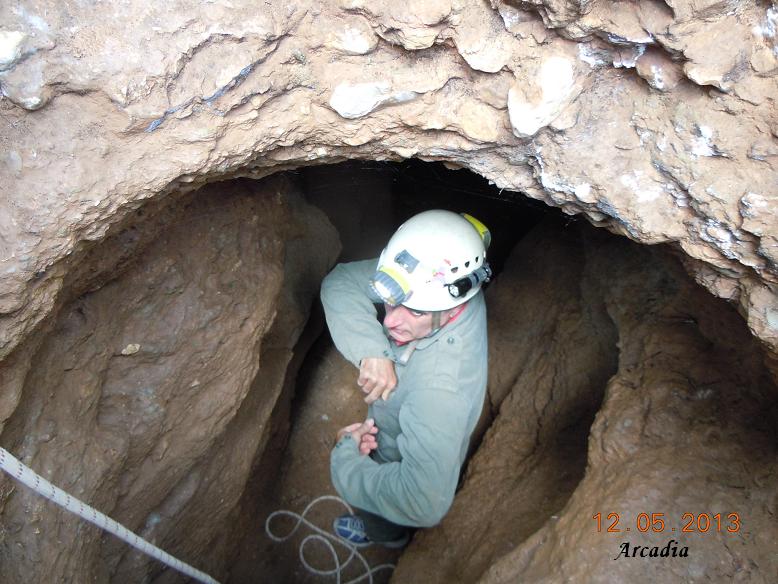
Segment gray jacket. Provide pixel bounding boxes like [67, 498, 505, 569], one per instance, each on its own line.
[323, 259, 488, 527]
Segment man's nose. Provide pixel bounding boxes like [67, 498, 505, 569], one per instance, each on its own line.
[384, 305, 404, 327]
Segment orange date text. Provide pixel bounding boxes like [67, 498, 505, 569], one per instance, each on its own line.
[593, 512, 740, 534]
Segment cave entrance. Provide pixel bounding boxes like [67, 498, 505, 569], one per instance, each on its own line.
[0, 155, 615, 584]
[3, 156, 777, 584]
[299, 159, 548, 270]
[0, 151, 778, 584]
[226, 160, 614, 584]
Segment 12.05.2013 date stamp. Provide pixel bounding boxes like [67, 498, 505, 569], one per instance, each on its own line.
[593, 512, 741, 534]
[593, 512, 742, 560]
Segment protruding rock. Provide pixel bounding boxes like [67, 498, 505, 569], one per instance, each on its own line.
[325, 16, 378, 55]
[635, 47, 684, 91]
[0, 31, 26, 70]
[508, 55, 583, 137]
[453, 1, 517, 73]
[329, 81, 417, 118]
[120, 343, 141, 356]
[0, 57, 47, 109]
[341, 0, 453, 49]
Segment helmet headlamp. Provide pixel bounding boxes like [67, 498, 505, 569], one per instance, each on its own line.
[447, 263, 492, 299]
[369, 266, 412, 306]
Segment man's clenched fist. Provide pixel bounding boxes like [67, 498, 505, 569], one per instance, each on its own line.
[336, 418, 379, 455]
[358, 357, 397, 404]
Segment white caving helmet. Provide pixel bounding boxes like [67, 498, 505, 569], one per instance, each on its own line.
[369, 210, 492, 311]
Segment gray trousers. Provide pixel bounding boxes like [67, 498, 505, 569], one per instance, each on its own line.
[355, 508, 410, 543]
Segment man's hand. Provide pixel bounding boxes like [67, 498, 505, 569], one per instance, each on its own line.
[336, 418, 379, 455]
[358, 357, 397, 404]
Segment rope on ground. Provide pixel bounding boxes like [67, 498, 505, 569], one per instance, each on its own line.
[265, 495, 396, 584]
[0, 446, 220, 584]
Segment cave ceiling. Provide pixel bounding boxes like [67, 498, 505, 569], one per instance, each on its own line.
[1, 0, 777, 364]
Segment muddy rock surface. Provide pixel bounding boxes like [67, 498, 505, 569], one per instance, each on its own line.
[0, 178, 339, 583]
[230, 336, 400, 584]
[1, 0, 777, 371]
[228, 217, 778, 584]
[393, 218, 619, 583]
[483, 221, 776, 583]
[393, 219, 778, 583]
[1, 1, 778, 582]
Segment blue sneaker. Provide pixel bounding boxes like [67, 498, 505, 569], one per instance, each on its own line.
[333, 514, 371, 547]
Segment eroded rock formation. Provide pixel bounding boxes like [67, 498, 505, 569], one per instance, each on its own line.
[395, 218, 778, 583]
[0, 177, 339, 582]
[1, 0, 777, 371]
[230, 335, 403, 583]
[394, 219, 619, 583]
[1, 1, 778, 582]
[475, 221, 778, 584]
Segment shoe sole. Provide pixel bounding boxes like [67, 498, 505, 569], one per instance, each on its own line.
[374, 534, 410, 549]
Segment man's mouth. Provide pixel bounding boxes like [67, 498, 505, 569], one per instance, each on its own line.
[388, 328, 406, 340]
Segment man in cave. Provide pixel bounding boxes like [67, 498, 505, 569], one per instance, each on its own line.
[320, 209, 491, 548]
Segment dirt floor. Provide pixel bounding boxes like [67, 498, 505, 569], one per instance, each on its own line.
[229, 332, 403, 584]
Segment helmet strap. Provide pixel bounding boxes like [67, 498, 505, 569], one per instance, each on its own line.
[397, 339, 420, 365]
[427, 303, 466, 337]
[430, 311, 442, 333]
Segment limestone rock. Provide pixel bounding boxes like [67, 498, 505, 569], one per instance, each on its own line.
[120, 343, 141, 356]
[341, 0, 454, 50]
[500, 0, 588, 29]
[507, 52, 586, 137]
[0, 13, 56, 109]
[324, 15, 379, 55]
[635, 47, 685, 91]
[0, 30, 28, 70]
[329, 81, 418, 119]
[1, 0, 776, 369]
[452, 2, 518, 73]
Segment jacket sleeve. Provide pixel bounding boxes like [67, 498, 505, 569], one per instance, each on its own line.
[320, 259, 393, 368]
[330, 386, 470, 527]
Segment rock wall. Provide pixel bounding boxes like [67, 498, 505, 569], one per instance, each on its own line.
[225, 216, 778, 583]
[395, 218, 778, 583]
[230, 334, 402, 584]
[0, 177, 339, 582]
[1, 1, 778, 581]
[393, 218, 619, 583]
[1, 0, 777, 376]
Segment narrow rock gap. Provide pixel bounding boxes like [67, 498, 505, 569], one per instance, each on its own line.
[2, 161, 776, 584]
[227, 161, 613, 583]
[3, 3, 777, 582]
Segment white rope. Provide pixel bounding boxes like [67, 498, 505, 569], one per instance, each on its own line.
[265, 495, 396, 584]
[0, 446, 220, 584]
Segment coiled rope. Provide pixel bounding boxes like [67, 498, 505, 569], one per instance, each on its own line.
[265, 495, 396, 583]
[0, 446, 219, 584]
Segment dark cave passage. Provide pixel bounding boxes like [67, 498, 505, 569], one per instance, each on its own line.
[299, 159, 550, 272]
[227, 161, 613, 584]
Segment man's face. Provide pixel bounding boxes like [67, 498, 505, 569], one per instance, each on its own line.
[383, 304, 434, 343]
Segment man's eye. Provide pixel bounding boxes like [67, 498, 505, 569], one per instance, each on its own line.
[410, 310, 427, 317]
